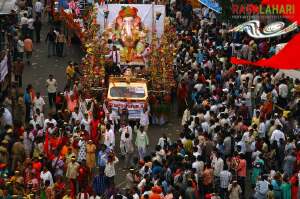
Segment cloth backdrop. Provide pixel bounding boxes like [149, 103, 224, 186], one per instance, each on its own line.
[96, 3, 165, 38]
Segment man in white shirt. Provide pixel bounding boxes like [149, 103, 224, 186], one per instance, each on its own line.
[270, 125, 285, 145]
[192, 155, 204, 175]
[27, 15, 34, 39]
[211, 151, 224, 178]
[20, 13, 29, 37]
[140, 106, 150, 131]
[119, 122, 133, 141]
[34, 0, 43, 17]
[258, 120, 267, 139]
[33, 92, 45, 113]
[80, 113, 91, 133]
[46, 74, 57, 107]
[278, 79, 289, 108]
[70, 107, 83, 123]
[0, 107, 13, 126]
[105, 46, 121, 75]
[34, 109, 45, 128]
[44, 114, 57, 131]
[17, 39, 24, 59]
[40, 166, 54, 185]
[104, 123, 115, 148]
[20, 13, 28, 26]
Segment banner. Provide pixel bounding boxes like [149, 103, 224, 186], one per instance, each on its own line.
[109, 100, 145, 120]
[199, 0, 222, 13]
[96, 3, 165, 38]
[0, 55, 8, 82]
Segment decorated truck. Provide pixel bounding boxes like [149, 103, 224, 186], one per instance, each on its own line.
[107, 75, 148, 120]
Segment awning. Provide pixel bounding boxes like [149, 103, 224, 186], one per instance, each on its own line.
[0, 0, 17, 15]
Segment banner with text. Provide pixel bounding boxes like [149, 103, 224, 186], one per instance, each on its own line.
[108, 100, 145, 120]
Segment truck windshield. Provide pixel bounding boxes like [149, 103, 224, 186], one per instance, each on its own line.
[110, 86, 146, 98]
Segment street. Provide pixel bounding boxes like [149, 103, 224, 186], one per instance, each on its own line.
[22, 19, 182, 187]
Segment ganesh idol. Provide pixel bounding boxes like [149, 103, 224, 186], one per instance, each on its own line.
[104, 6, 149, 64]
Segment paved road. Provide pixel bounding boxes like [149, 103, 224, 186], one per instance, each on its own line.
[22, 17, 182, 187]
[22, 21, 82, 94]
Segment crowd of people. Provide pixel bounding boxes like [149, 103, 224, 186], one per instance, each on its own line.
[1, 0, 300, 199]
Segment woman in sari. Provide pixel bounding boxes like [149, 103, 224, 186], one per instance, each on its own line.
[289, 173, 298, 199]
[251, 154, 265, 187]
[271, 172, 282, 199]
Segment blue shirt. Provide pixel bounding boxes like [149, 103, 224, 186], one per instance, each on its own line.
[24, 92, 31, 104]
[196, 52, 204, 64]
[152, 165, 163, 176]
[97, 151, 107, 167]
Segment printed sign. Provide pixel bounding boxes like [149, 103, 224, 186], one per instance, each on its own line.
[109, 100, 145, 119]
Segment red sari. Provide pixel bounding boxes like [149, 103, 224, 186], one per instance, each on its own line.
[290, 175, 298, 199]
[90, 118, 99, 143]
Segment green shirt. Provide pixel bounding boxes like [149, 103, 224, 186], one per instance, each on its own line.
[280, 182, 291, 199]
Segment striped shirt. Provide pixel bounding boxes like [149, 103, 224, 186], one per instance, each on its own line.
[93, 175, 107, 195]
[219, 170, 232, 189]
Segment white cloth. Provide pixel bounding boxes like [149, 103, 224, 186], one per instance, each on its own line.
[35, 113, 45, 128]
[278, 83, 288, 98]
[27, 18, 34, 30]
[43, 118, 57, 130]
[46, 79, 57, 93]
[33, 96, 45, 112]
[34, 1, 43, 13]
[270, 129, 285, 144]
[212, 157, 224, 177]
[81, 118, 91, 133]
[106, 50, 120, 65]
[104, 129, 115, 148]
[0, 108, 13, 126]
[192, 160, 204, 175]
[258, 122, 266, 138]
[104, 157, 119, 177]
[20, 17, 28, 26]
[120, 125, 133, 141]
[70, 112, 83, 122]
[40, 170, 54, 185]
[181, 109, 191, 126]
[17, 40, 24, 53]
[140, 110, 149, 127]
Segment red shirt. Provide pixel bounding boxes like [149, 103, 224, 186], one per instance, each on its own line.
[77, 166, 89, 183]
[237, 159, 247, 177]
